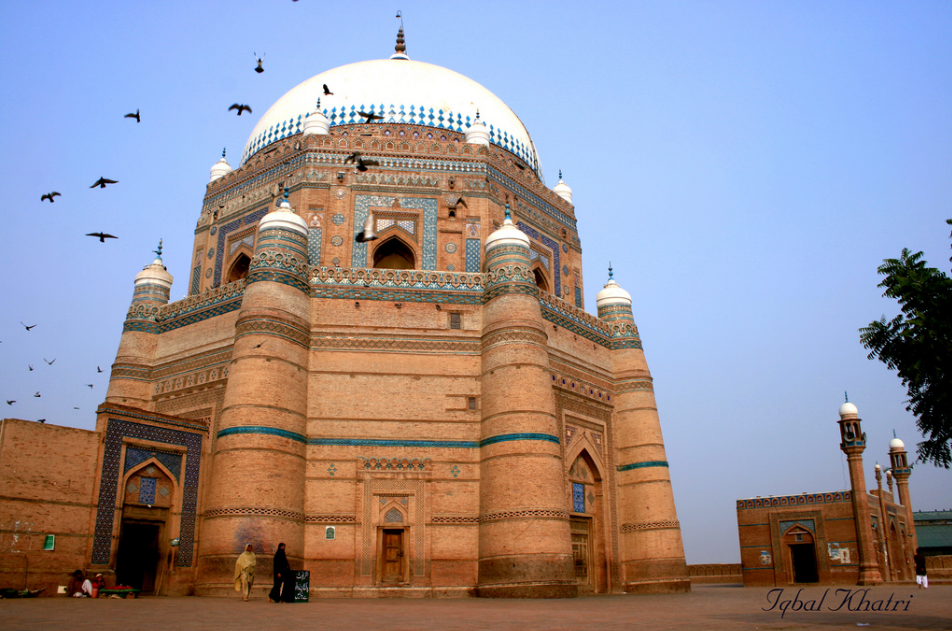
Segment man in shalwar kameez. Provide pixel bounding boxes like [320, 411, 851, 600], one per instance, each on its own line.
[234, 543, 256, 601]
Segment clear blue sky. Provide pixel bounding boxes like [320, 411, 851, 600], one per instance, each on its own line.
[1, 1, 949, 564]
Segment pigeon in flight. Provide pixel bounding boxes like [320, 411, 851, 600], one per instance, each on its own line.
[359, 111, 383, 123]
[344, 153, 378, 172]
[323, 84, 333, 95]
[85, 384, 94, 389]
[21, 322, 36, 331]
[34, 392, 41, 398]
[90, 177, 118, 189]
[254, 53, 264, 73]
[87, 232, 118, 242]
[124, 109, 140, 123]
[229, 104, 252, 116]
[6, 400, 14, 405]
[41, 192, 61, 202]
[44, 358, 55, 365]
[97, 366, 103, 373]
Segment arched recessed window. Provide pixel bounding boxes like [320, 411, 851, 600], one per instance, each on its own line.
[533, 267, 550, 293]
[226, 253, 251, 283]
[373, 238, 415, 270]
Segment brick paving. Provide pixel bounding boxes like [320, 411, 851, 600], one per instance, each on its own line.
[1, 584, 949, 631]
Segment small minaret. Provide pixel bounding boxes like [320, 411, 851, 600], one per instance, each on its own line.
[197, 188, 311, 595]
[888, 433, 917, 568]
[465, 110, 490, 146]
[837, 399, 883, 585]
[553, 170, 573, 204]
[105, 241, 173, 407]
[302, 99, 330, 136]
[209, 148, 232, 183]
[477, 204, 576, 597]
[598, 266, 690, 593]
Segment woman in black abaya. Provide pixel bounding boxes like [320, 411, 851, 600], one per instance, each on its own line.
[269, 543, 292, 603]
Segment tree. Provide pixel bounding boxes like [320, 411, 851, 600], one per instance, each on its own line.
[860, 225, 952, 468]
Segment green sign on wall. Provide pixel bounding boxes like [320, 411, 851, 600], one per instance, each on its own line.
[43, 535, 55, 551]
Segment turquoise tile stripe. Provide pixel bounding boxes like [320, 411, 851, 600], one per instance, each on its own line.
[218, 426, 306, 443]
[480, 433, 560, 447]
[309, 438, 478, 448]
[617, 460, 669, 472]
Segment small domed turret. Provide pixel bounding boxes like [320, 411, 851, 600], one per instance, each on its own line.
[595, 265, 632, 309]
[485, 204, 529, 251]
[210, 148, 232, 182]
[839, 401, 858, 419]
[889, 436, 905, 451]
[553, 170, 573, 203]
[258, 187, 308, 236]
[302, 99, 330, 136]
[134, 240, 174, 291]
[465, 110, 490, 146]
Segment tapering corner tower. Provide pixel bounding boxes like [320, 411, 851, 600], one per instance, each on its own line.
[196, 190, 312, 595]
[837, 401, 884, 585]
[597, 269, 690, 593]
[477, 206, 577, 598]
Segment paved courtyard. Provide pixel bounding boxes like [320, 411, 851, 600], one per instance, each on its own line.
[1, 584, 949, 630]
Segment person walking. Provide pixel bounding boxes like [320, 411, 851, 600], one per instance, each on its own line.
[914, 548, 928, 589]
[269, 543, 292, 603]
[234, 543, 256, 601]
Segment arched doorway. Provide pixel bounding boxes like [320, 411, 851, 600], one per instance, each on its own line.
[532, 267, 550, 293]
[567, 449, 608, 593]
[783, 525, 818, 583]
[116, 460, 177, 593]
[373, 237, 415, 269]
[226, 253, 251, 283]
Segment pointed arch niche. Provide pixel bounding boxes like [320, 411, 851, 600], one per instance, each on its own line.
[372, 235, 417, 270]
[565, 435, 609, 594]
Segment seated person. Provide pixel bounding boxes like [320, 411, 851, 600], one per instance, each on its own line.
[67, 570, 92, 597]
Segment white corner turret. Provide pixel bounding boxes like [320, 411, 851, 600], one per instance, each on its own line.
[553, 170, 573, 203]
[302, 99, 330, 136]
[485, 204, 529, 251]
[596, 265, 632, 309]
[258, 187, 309, 237]
[210, 148, 233, 183]
[839, 401, 859, 419]
[134, 240, 174, 290]
[465, 110, 490, 146]
[889, 436, 905, 451]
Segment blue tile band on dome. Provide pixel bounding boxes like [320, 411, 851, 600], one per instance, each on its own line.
[217, 426, 307, 443]
[617, 460, 669, 472]
[309, 438, 479, 448]
[480, 433, 560, 447]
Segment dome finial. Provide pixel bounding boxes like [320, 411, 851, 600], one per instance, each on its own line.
[283, 186, 290, 201]
[559, 169, 563, 180]
[153, 239, 163, 260]
[391, 13, 408, 59]
[845, 391, 849, 403]
[222, 147, 226, 158]
[893, 429, 897, 438]
[608, 262, 614, 280]
[316, 98, 321, 110]
[504, 203, 512, 221]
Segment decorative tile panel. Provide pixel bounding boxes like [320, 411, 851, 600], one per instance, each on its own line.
[573, 482, 585, 513]
[214, 207, 268, 287]
[139, 477, 157, 504]
[124, 447, 183, 481]
[353, 196, 437, 269]
[465, 239, 481, 273]
[308, 228, 322, 266]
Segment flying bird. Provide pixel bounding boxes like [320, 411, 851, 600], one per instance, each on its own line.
[85, 384, 94, 389]
[124, 109, 140, 123]
[29, 365, 33, 371]
[344, 153, 378, 172]
[6, 400, 14, 405]
[254, 53, 265, 73]
[86, 232, 118, 242]
[73, 407, 80, 410]
[90, 177, 118, 189]
[229, 104, 252, 116]
[44, 358, 55, 365]
[37, 419, 45, 424]
[359, 111, 383, 123]
[323, 84, 333, 95]
[97, 366, 103, 373]
[34, 392, 41, 398]
[41, 192, 61, 203]
[20, 322, 36, 331]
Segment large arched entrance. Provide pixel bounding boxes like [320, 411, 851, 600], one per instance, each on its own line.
[225, 253, 251, 283]
[783, 525, 818, 583]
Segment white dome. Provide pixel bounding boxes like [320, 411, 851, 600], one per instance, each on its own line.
[258, 198, 308, 236]
[596, 278, 631, 309]
[838, 402, 858, 418]
[485, 206, 529, 251]
[302, 101, 330, 136]
[553, 171, 573, 203]
[135, 257, 173, 290]
[241, 59, 542, 177]
[889, 437, 905, 451]
[209, 151, 232, 182]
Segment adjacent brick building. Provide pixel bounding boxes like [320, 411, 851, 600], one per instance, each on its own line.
[737, 402, 918, 586]
[1, 32, 690, 598]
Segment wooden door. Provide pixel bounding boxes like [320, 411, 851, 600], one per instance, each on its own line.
[382, 529, 404, 583]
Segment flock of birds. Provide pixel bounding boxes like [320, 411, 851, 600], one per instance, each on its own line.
[4, 320, 105, 423]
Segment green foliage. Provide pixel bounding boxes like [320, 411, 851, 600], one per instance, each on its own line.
[860, 233, 952, 468]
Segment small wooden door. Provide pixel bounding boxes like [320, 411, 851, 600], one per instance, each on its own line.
[382, 529, 404, 583]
